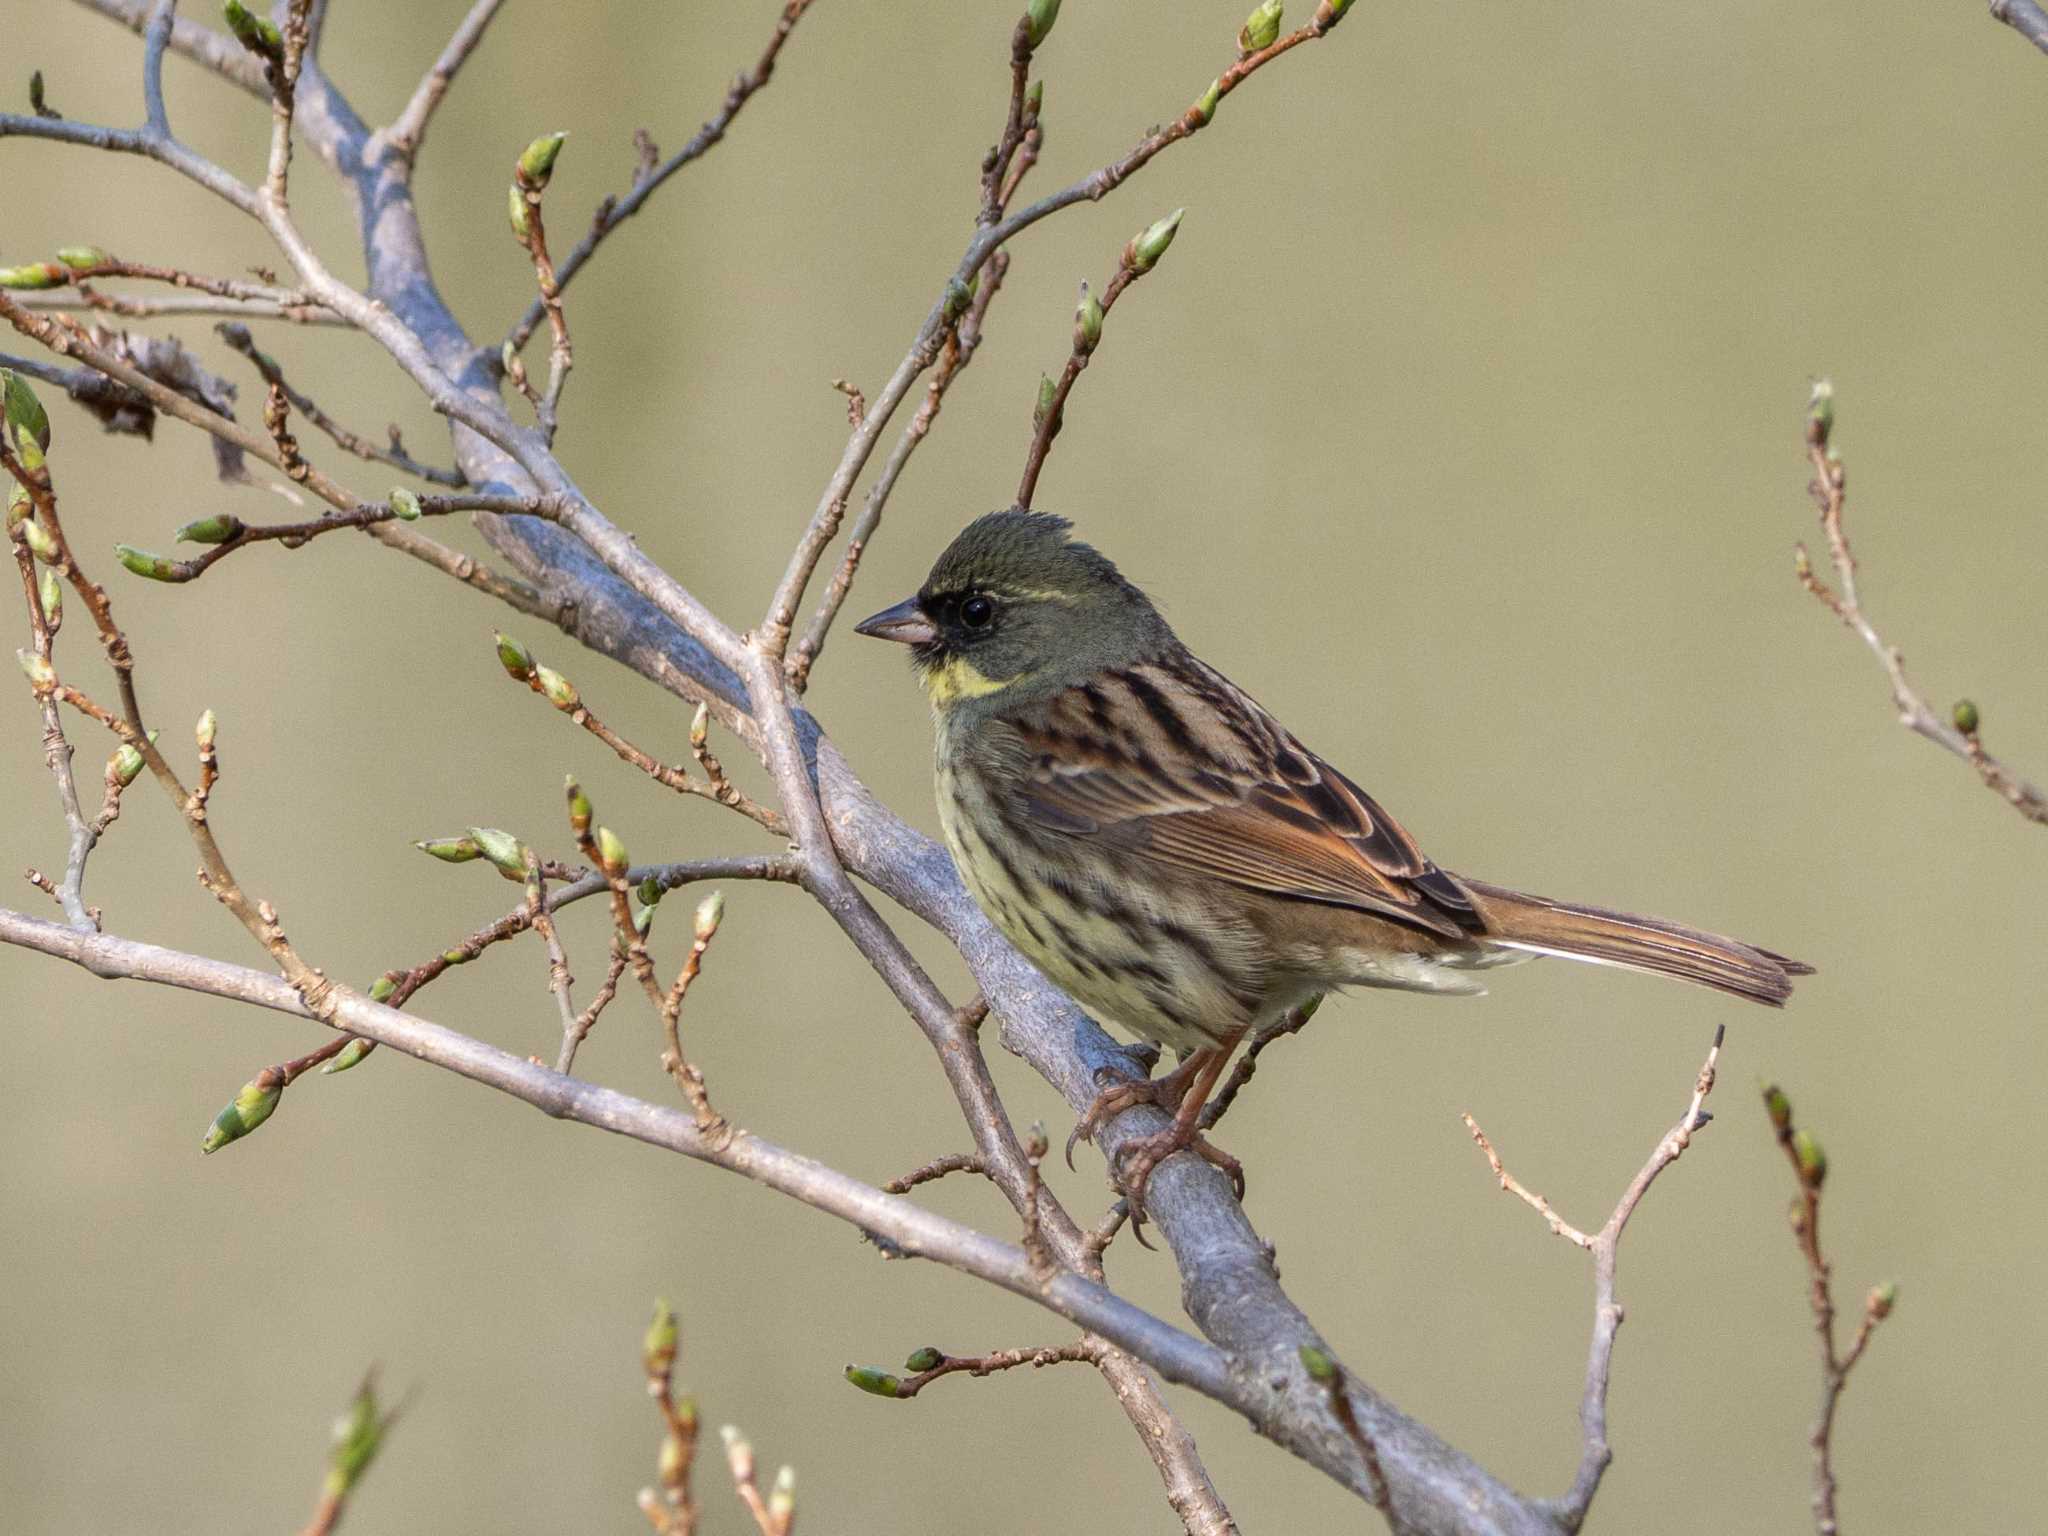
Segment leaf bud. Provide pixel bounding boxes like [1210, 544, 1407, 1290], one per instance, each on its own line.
[1074, 284, 1103, 355]
[321, 1038, 373, 1074]
[1868, 1281, 1897, 1319]
[389, 486, 422, 521]
[842, 1365, 902, 1398]
[1953, 698, 1979, 736]
[37, 566, 61, 625]
[1193, 77, 1223, 125]
[194, 707, 217, 753]
[175, 512, 243, 544]
[221, 0, 283, 56]
[114, 544, 182, 581]
[535, 664, 578, 711]
[201, 1066, 283, 1153]
[517, 131, 568, 189]
[565, 775, 592, 835]
[768, 1465, 795, 1525]
[467, 826, 528, 877]
[644, 1297, 679, 1377]
[56, 246, 110, 270]
[0, 262, 68, 290]
[4, 369, 52, 451]
[1762, 1083, 1792, 1133]
[720, 1423, 753, 1484]
[1024, 0, 1061, 47]
[1807, 378, 1835, 448]
[903, 1346, 943, 1373]
[17, 648, 55, 692]
[1792, 1128, 1827, 1190]
[414, 834, 483, 863]
[595, 825, 629, 876]
[1297, 1343, 1336, 1382]
[20, 517, 58, 561]
[693, 891, 724, 942]
[1240, 0, 1284, 54]
[1122, 208, 1185, 274]
[494, 631, 535, 682]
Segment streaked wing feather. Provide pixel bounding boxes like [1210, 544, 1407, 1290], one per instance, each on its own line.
[1008, 659, 1478, 938]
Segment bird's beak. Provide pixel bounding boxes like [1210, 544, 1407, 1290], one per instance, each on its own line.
[853, 596, 939, 647]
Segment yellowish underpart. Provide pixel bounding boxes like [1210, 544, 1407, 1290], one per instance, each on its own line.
[920, 654, 1015, 706]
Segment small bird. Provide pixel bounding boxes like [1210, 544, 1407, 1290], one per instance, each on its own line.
[857, 509, 1809, 1208]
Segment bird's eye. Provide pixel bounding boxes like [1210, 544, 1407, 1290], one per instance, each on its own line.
[960, 594, 995, 630]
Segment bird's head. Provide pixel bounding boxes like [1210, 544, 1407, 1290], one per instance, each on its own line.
[855, 508, 1170, 709]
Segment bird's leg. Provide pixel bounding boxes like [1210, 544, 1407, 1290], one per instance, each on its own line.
[1064, 1044, 1215, 1170]
[1110, 1031, 1249, 1220]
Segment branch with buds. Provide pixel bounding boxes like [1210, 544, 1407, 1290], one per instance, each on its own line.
[1760, 1084, 1898, 1536]
[1792, 381, 2047, 826]
[639, 1299, 798, 1536]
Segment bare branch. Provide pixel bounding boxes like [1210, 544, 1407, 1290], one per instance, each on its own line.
[1467, 1025, 1725, 1532]
[1793, 382, 2047, 825]
[217, 322, 462, 483]
[1991, 0, 2048, 55]
[384, 0, 506, 163]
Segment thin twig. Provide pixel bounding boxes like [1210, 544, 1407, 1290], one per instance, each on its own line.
[883, 1152, 988, 1195]
[891, 1340, 1104, 1399]
[216, 323, 463, 483]
[505, 0, 818, 352]
[1469, 1025, 1726, 1533]
[384, 0, 506, 162]
[1793, 382, 2047, 825]
[1201, 997, 1318, 1131]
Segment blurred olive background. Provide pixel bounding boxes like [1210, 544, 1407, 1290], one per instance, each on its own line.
[4, 2, 2045, 1531]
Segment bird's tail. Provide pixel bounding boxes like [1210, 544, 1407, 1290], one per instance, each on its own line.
[1455, 878, 1813, 1007]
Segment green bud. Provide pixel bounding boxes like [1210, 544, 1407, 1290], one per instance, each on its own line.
[114, 544, 182, 581]
[174, 512, 243, 545]
[768, 1465, 795, 1524]
[693, 891, 724, 942]
[517, 131, 568, 188]
[109, 737, 148, 787]
[467, 825, 528, 877]
[201, 1068, 283, 1153]
[903, 1346, 944, 1373]
[1868, 1281, 1897, 1319]
[324, 1377, 388, 1497]
[367, 974, 399, 1003]
[389, 486, 422, 521]
[194, 710, 217, 758]
[1297, 1343, 1336, 1383]
[414, 834, 483, 863]
[1763, 1083, 1792, 1133]
[1074, 285, 1103, 355]
[1193, 77, 1223, 125]
[633, 901, 656, 936]
[222, 0, 283, 56]
[689, 700, 711, 751]
[20, 517, 58, 562]
[1122, 208, 1185, 274]
[37, 566, 60, 624]
[320, 1038, 373, 1074]
[1240, 0, 1284, 53]
[1033, 373, 1056, 428]
[565, 775, 592, 835]
[442, 948, 469, 965]
[644, 1297, 679, 1376]
[595, 825, 628, 876]
[658, 1431, 687, 1487]
[637, 874, 664, 906]
[500, 339, 520, 377]
[535, 664, 578, 710]
[7, 482, 29, 527]
[494, 631, 535, 682]
[1024, 0, 1061, 46]
[29, 71, 49, 115]
[4, 369, 52, 452]
[508, 182, 531, 240]
[17, 649, 55, 691]
[56, 246, 110, 270]
[1314, 0, 1356, 24]
[0, 262, 68, 290]
[1792, 1128, 1827, 1189]
[1953, 698, 1979, 736]
[1807, 378, 1834, 446]
[943, 276, 973, 320]
[843, 1365, 902, 1398]
[1026, 79, 1044, 118]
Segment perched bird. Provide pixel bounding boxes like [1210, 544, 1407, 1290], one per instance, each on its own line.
[856, 509, 1809, 1208]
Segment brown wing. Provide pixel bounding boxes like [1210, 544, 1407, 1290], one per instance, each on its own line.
[1005, 655, 1481, 939]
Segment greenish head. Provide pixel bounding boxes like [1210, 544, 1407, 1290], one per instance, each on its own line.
[854, 508, 1172, 707]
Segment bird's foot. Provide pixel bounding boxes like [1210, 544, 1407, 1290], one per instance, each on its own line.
[1064, 1049, 1213, 1170]
[1112, 1123, 1245, 1219]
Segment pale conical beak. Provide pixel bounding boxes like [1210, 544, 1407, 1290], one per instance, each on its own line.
[854, 596, 939, 647]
